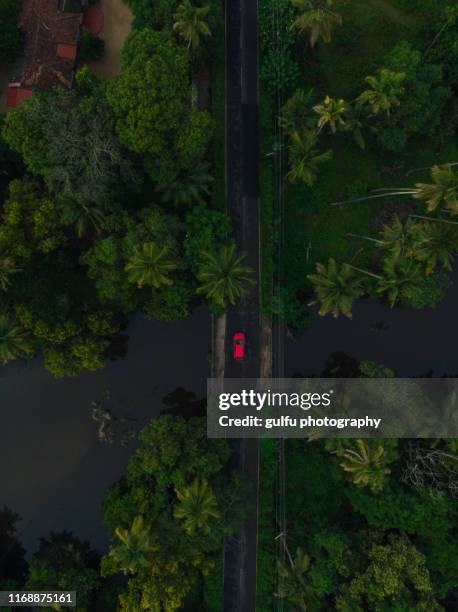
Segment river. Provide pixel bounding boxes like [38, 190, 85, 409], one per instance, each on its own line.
[0, 307, 210, 554]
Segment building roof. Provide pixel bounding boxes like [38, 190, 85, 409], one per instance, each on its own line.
[6, 87, 33, 109]
[16, 0, 83, 91]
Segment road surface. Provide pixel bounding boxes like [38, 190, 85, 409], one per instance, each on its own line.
[223, 0, 261, 610]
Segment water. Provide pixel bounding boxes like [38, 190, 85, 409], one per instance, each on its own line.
[287, 267, 458, 378]
[0, 308, 210, 554]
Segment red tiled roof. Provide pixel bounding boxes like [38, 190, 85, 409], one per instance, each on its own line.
[16, 0, 82, 90]
[56, 43, 77, 60]
[83, 5, 104, 36]
[6, 87, 33, 109]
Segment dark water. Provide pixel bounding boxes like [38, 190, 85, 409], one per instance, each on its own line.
[0, 308, 210, 554]
[287, 267, 458, 378]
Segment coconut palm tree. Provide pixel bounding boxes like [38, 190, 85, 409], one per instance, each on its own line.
[340, 440, 391, 493]
[313, 96, 347, 133]
[331, 163, 458, 215]
[173, 0, 211, 49]
[279, 89, 314, 135]
[125, 243, 178, 289]
[276, 546, 310, 611]
[156, 161, 213, 207]
[290, 0, 342, 47]
[356, 69, 406, 117]
[376, 253, 423, 307]
[174, 478, 220, 535]
[108, 516, 157, 575]
[60, 201, 107, 238]
[196, 243, 255, 308]
[414, 164, 458, 213]
[409, 220, 458, 274]
[287, 129, 333, 185]
[0, 257, 20, 292]
[0, 314, 33, 365]
[307, 258, 364, 319]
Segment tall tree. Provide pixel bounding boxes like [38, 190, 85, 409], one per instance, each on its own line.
[125, 242, 179, 289]
[307, 258, 364, 319]
[174, 478, 220, 535]
[313, 96, 347, 133]
[357, 69, 406, 117]
[409, 220, 458, 274]
[0, 314, 32, 365]
[290, 0, 342, 47]
[339, 440, 391, 493]
[107, 516, 157, 575]
[287, 129, 332, 185]
[376, 254, 423, 307]
[196, 243, 255, 308]
[173, 1, 211, 49]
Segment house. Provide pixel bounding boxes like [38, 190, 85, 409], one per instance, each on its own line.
[6, 0, 89, 109]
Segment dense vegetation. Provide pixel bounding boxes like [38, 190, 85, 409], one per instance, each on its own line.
[260, 0, 458, 329]
[258, 0, 458, 609]
[0, 415, 248, 611]
[257, 356, 458, 610]
[0, 0, 256, 377]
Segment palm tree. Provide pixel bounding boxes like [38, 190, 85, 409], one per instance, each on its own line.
[156, 162, 213, 207]
[376, 253, 423, 307]
[0, 314, 33, 365]
[340, 440, 391, 493]
[174, 478, 220, 535]
[125, 243, 178, 289]
[414, 164, 458, 213]
[0, 257, 20, 292]
[276, 546, 310, 611]
[61, 201, 106, 238]
[409, 220, 458, 274]
[307, 258, 364, 319]
[287, 130, 333, 185]
[313, 96, 347, 133]
[290, 0, 342, 47]
[356, 69, 406, 117]
[331, 163, 458, 215]
[196, 243, 255, 307]
[279, 89, 314, 135]
[108, 516, 157, 575]
[173, 0, 211, 49]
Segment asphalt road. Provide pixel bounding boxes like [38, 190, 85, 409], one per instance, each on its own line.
[223, 0, 260, 610]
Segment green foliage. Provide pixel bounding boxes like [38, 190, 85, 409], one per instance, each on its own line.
[373, 41, 452, 151]
[307, 258, 364, 318]
[290, 0, 343, 48]
[102, 415, 248, 611]
[183, 202, 230, 273]
[259, 0, 299, 94]
[356, 68, 406, 117]
[401, 268, 451, 309]
[287, 129, 333, 185]
[0, 313, 33, 365]
[78, 30, 105, 61]
[26, 532, 99, 612]
[173, 1, 211, 49]
[107, 29, 212, 185]
[2, 89, 135, 223]
[125, 242, 178, 289]
[196, 243, 256, 308]
[335, 533, 440, 612]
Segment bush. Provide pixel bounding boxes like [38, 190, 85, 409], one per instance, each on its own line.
[373, 41, 452, 151]
[79, 30, 105, 61]
[401, 269, 451, 310]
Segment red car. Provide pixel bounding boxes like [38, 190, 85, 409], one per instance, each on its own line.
[233, 332, 246, 360]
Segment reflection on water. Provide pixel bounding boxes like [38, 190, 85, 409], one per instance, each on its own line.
[287, 266, 458, 377]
